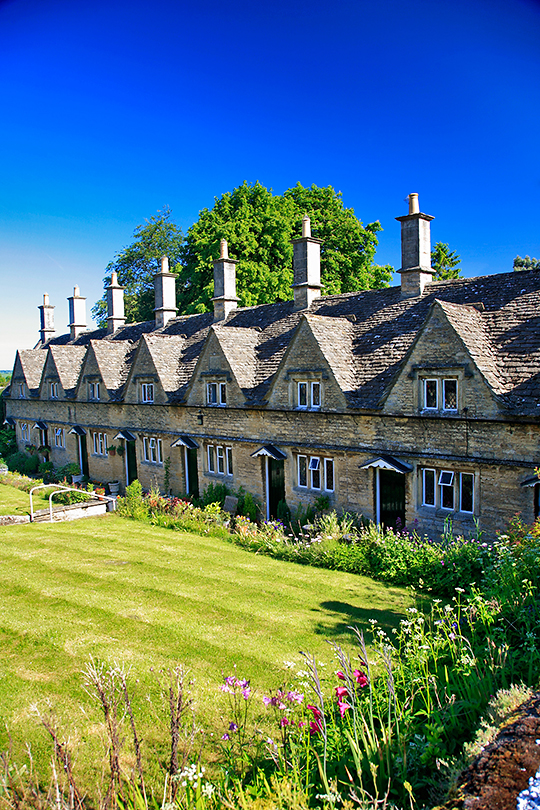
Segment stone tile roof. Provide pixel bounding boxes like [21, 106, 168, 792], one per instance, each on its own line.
[90, 340, 134, 399]
[26, 267, 540, 414]
[15, 350, 47, 395]
[47, 346, 87, 396]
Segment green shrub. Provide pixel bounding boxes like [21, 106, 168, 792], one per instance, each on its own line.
[6, 450, 39, 475]
[276, 498, 290, 524]
[116, 479, 149, 521]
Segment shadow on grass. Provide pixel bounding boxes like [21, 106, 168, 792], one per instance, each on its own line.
[312, 596, 430, 641]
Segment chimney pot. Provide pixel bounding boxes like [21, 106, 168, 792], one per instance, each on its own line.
[68, 286, 87, 339]
[106, 271, 126, 334]
[38, 293, 55, 344]
[396, 194, 435, 299]
[291, 220, 322, 310]
[154, 256, 177, 328]
[213, 242, 238, 322]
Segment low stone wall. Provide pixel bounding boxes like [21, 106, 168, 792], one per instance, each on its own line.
[0, 498, 112, 525]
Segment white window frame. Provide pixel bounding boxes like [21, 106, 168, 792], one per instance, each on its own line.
[207, 383, 218, 406]
[207, 444, 216, 473]
[423, 379, 438, 410]
[309, 456, 321, 490]
[93, 432, 108, 457]
[143, 436, 163, 464]
[460, 472, 474, 513]
[443, 378, 458, 412]
[54, 428, 65, 448]
[50, 382, 59, 399]
[439, 470, 455, 510]
[297, 454, 308, 488]
[89, 382, 101, 401]
[141, 383, 154, 403]
[311, 381, 321, 409]
[226, 446, 233, 476]
[297, 382, 308, 409]
[324, 458, 334, 492]
[18, 382, 25, 398]
[219, 382, 227, 405]
[422, 468, 436, 507]
[21, 422, 29, 441]
[217, 446, 225, 474]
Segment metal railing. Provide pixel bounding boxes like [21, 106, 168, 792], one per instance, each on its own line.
[29, 484, 115, 522]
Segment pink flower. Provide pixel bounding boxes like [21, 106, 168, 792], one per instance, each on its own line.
[263, 695, 272, 706]
[242, 687, 251, 699]
[338, 700, 351, 718]
[335, 685, 349, 700]
[307, 704, 322, 720]
[287, 689, 304, 704]
[309, 719, 322, 735]
[280, 717, 292, 727]
[298, 721, 306, 728]
[336, 670, 347, 681]
[353, 670, 369, 688]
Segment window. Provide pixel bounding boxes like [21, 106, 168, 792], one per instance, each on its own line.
[21, 422, 28, 441]
[206, 382, 227, 406]
[309, 456, 321, 489]
[143, 436, 163, 464]
[443, 379, 458, 411]
[18, 382, 25, 399]
[324, 458, 334, 492]
[89, 382, 100, 401]
[422, 468, 436, 506]
[93, 432, 108, 456]
[439, 470, 455, 510]
[460, 473, 474, 513]
[54, 428, 65, 448]
[297, 381, 322, 410]
[141, 383, 154, 403]
[424, 379, 437, 409]
[206, 444, 233, 475]
[50, 382, 59, 399]
[298, 455, 308, 488]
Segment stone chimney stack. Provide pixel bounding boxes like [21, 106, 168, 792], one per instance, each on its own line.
[154, 256, 178, 328]
[67, 286, 87, 340]
[213, 239, 239, 322]
[291, 216, 322, 310]
[106, 272, 126, 334]
[38, 293, 55, 344]
[396, 193, 435, 299]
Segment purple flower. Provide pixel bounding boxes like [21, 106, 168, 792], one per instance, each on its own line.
[287, 689, 304, 703]
[242, 687, 251, 699]
[221, 733, 230, 740]
[228, 722, 238, 732]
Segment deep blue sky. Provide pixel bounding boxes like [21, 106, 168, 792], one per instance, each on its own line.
[1, 0, 539, 368]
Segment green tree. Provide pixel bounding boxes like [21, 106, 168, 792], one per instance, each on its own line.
[514, 255, 540, 271]
[92, 207, 184, 327]
[177, 181, 392, 313]
[431, 242, 462, 281]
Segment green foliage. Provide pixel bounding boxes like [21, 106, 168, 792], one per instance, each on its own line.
[0, 371, 12, 388]
[0, 426, 17, 458]
[276, 498, 290, 524]
[6, 450, 39, 475]
[514, 254, 540, 271]
[163, 455, 172, 495]
[92, 207, 184, 326]
[197, 481, 229, 507]
[177, 182, 392, 314]
[431, 241, 462, 280]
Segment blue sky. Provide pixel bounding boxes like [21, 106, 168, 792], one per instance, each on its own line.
[0, 0, 539, 368]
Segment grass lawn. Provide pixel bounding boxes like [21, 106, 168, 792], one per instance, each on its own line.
[0, 481, 61, 515]
[0, 512, 413, 790]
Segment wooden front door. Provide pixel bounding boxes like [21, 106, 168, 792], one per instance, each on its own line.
[378, 469, 406, 529]
[187, 448, 199, 498]
[269, 459, 285, 519]
[126, 440, 137, 485]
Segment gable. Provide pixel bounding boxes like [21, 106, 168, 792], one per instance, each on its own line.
[123, 335, 168, 405]
[382, 300, 505, 418]
[265, 316, 348, 411]
[184, 328, 246, 408]
[12, 349, 47, 396]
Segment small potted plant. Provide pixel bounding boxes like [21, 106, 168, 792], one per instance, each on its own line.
[108, 445, 117, 456]
[108, 481, 120, 496]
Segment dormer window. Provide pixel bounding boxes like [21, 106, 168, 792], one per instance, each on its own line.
[297, 381, 321, 410]
[18, 382, 25, 399]
[89, 382, 101, 401]
[141, 383, 154, 403]
[49, 382, 59, 399]
[21, 422, 29, 441]
[422, 378, 458, 412]
[207, 382, 226, 406]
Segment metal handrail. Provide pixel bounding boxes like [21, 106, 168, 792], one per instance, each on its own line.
[29, 483, 114, 522]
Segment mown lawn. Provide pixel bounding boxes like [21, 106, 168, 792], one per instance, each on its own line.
[0, 512, 412, 789]
[0, 482, 55, 515]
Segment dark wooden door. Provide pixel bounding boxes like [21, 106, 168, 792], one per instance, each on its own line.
[126, 440, 137, 485]
[379, 470, 405, 529]
[187, 448, 199, 498]
[80, 434, 89, 478]
[269, 459, 285, 519]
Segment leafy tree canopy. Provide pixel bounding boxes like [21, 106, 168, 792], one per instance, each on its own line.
[431, 242, 462, 281]
[93, 183, 392, 325]
[514, 255, 540, 271]
[92, 206, 184, 326]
